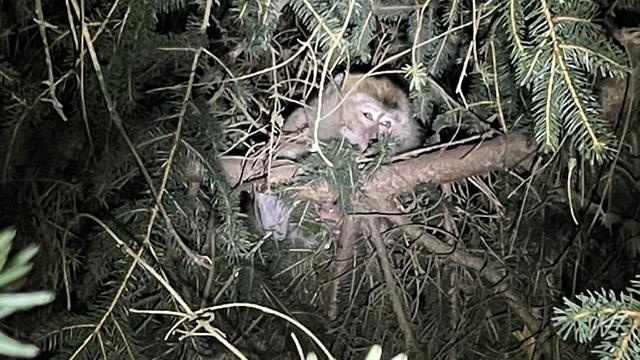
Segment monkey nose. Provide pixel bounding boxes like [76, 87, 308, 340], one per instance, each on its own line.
[365, 130, 380, 148]
[365, 128, 376, 139]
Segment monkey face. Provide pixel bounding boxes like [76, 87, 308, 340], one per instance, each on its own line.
[339, 95, 381, 150]
[341, 93, 411, 150]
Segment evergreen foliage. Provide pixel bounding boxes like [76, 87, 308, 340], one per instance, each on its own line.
[504, 0, 627, 162]
[553, 275, 640, 360]
[0, 228, 54, 358]
[0, 0, 638, 358]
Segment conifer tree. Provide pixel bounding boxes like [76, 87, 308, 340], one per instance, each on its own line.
[0, 0, 638, 358]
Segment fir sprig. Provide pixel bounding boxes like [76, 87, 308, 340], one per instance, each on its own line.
[502, 0, 627, 163]
[553, 275, 640, 360]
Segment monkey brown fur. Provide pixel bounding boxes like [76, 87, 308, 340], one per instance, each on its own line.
[277, 73, 422, 159]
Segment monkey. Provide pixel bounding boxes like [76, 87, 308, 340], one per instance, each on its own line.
[276, 72, 422, 159]
[253, 74, 423, 319]
[257, 72, 422, 242]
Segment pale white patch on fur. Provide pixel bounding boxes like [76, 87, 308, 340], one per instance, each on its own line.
[254, 193, 290, 241]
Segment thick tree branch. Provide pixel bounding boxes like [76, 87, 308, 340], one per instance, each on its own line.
[220, 134, 536, 201]
[364, 133, 535, 197]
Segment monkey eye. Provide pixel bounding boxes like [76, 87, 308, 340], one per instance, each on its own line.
[363, 112, 374, 121]
[380, 120, 392, 128]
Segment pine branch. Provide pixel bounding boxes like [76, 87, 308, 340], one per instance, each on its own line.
[501, 0, 627, 163]
[553, 276, 640, 360]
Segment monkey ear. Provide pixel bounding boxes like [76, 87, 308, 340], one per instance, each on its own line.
[320, 73, 344, 98]
[333, 72, 345, 87]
